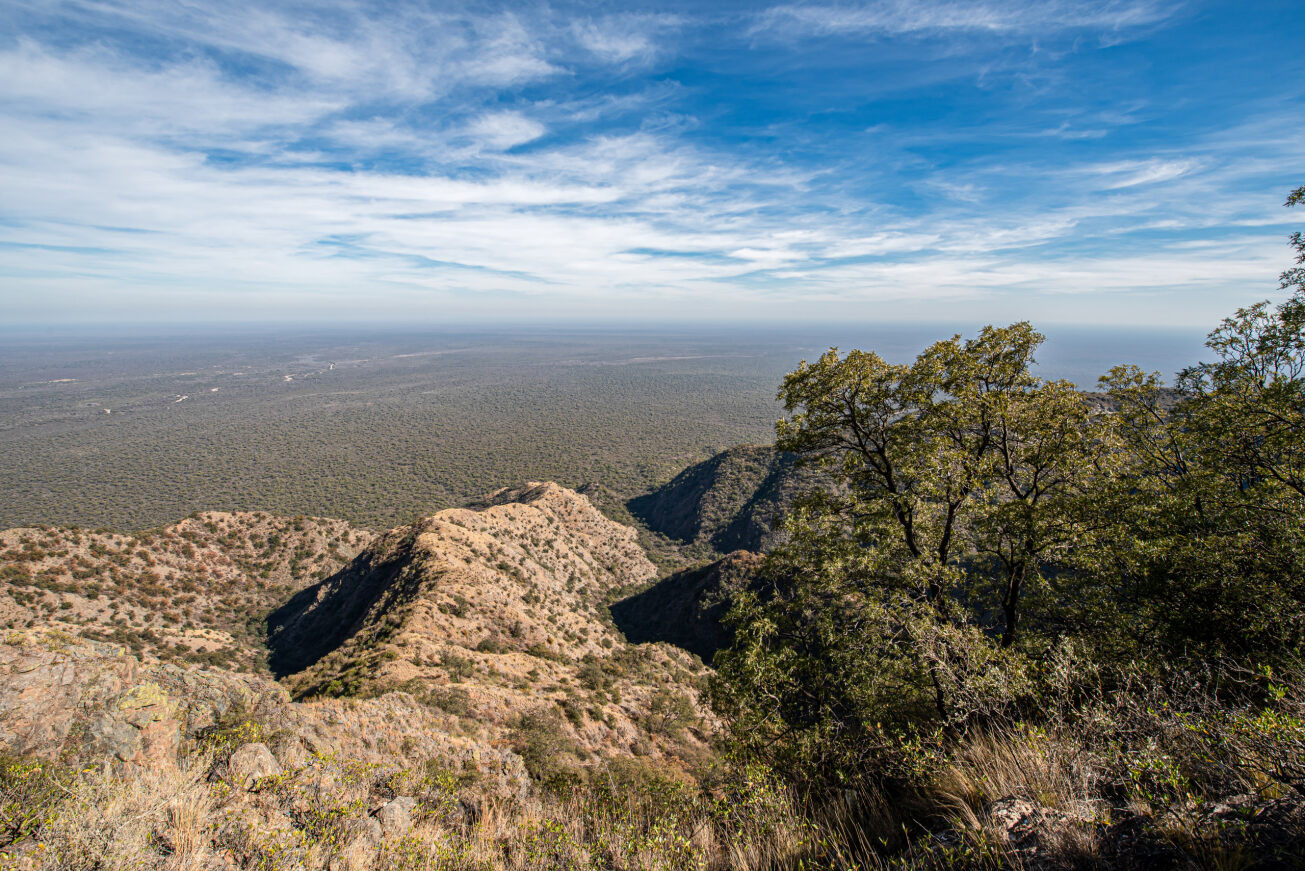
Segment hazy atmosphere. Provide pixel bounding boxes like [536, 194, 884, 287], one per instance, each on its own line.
[2, 0, 1301, 326]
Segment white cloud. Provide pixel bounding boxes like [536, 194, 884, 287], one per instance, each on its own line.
[0, 0, 1299, 328]
[570, 14, 680, 63]
[752, 0, 1178, 38]
[466, 111, 547, 151]
[824, 233, 943, 258]
[460, 13, 562, 86]
[1088, 158, 1200, 189]
[0, 39, 341, 136]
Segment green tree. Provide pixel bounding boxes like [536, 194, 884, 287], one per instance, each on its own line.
[772, 322, 1111, 650]
[713, 186, 1305, 793]
[713, 324, 1114, 786]
[1089, 186, 1305, 662]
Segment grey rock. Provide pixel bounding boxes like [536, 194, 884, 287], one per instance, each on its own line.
[228, 742, 282, 790]
[276, 737, 308, 770]
[354, 815, 383, 848]
[375, 796, 417, 838]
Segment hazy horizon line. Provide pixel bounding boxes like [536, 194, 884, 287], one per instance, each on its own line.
[0, 317, 1213, 338]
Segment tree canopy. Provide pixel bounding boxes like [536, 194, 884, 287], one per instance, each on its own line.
[713, 185, 1305, 792]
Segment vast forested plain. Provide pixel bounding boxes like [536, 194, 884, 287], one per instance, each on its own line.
[0, 324, 1204, 532]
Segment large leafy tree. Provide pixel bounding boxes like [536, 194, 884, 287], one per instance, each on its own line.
[713, 324, 1115, 785]
[715, 186, 1305, 790]
[771, 322, 1112, 651]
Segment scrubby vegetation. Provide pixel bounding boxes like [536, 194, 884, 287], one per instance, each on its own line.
[627, 445, 830, 561]
[0, 332, 789, 533]
[0, 736, 816, 871]
[0, 511, 369, 671]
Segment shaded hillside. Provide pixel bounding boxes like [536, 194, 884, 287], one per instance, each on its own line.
[0, 512, 372, 671]
[611, 551, 763, 662]
[627, 445, 828, 557]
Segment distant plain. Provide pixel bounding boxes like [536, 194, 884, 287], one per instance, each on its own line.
[0, 323, 1207, 532]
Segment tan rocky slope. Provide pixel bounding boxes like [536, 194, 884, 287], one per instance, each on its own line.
[0, 512, 373, 671]
[269, 482, 653, 679]
[269, 482, 715, 773]
[0, 483, 715, 796]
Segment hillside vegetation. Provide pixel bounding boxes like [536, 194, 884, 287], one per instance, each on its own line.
[627, 445, 831, 560]
[268, 482, 715, 780]
[0, 512, 372, 671]
[0, 484, 736, 871]
[0, 332, 790, 532]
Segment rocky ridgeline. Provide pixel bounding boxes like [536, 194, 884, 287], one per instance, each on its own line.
[269, 482, 715, 768]
[0, 483, 720, 804]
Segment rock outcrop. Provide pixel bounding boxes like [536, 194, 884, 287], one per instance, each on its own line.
[0, 627, 531, 798]
[0, 630, 286, 770]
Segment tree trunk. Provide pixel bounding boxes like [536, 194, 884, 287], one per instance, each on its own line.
[1001, 562, 1025, 648]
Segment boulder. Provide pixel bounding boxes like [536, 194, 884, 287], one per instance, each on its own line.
[375, 796, 417, 838]
[328, 817, 382, 871]
[228, 742, 282, 790]
[275, 737, 309, 770]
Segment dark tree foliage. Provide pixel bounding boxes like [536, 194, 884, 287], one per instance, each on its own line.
[1095, 184, 1305, 661]
[713, 186, 1305, 792]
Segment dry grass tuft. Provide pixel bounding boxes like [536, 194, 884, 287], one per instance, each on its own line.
[937, 728, 1096, 815]
[31, 757, 212, 871]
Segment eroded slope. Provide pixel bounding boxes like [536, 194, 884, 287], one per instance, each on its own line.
[0, 512, 373, 671]
[270, 483, 714, 772]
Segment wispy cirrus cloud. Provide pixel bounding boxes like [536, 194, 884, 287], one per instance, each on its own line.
[750, 0, 1179, 39]
[465, 111, 549, 151]
[1089, 158, 1200, 189]
[0, 0, 1300, 327]
[571, 13, 682, 63]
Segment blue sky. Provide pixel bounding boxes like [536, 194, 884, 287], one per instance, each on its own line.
[1, 0, 1301, 327]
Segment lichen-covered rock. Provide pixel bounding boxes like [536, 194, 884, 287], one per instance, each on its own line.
[984, 795, 1095, 860]
[0, 631, 280, 770]
[228, 742, 282, 790]
[375, 796, 416, 838]
[0, 629, 534, 799]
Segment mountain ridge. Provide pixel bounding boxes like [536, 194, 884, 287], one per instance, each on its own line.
[626, 444, 828, 558]
[0, 480, 721, 799]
